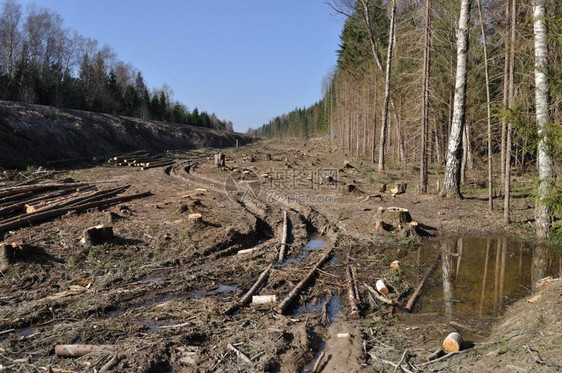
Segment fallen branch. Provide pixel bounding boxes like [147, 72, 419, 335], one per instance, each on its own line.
[227, 343, 252, 364]
[418, 349, 470, 367]
[275, 249, 332, 314]
[405, 252, 441, 311]
[312, 351, 325, 372]
[225, 263, 273, 315]
[278, 210, 289, 263]
[55, 344, 112, 357]
[345, 255, 360, 319]
[368, 352, 414, 373]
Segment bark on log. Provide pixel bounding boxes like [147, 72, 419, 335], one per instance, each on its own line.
[405, 252, 441, 311]
[275, 249, 332, 314]
[345, 261, 360, 319]
[0, 191, 152, 235]
[278, 210, 289, 263]
[442, 332, 463, 353]
[225, 263, 273, 315]
[0, 182, 91, 198]
[188, 213, 203, 223]
[55, 344, 112, 358]
[376, 279, 389, 295]
[364, 283, 396, 305]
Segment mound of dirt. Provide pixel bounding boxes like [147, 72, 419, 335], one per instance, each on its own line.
[0, 100, 256, 168]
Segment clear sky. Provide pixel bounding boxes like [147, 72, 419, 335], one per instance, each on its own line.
[16, 1, 343, 132]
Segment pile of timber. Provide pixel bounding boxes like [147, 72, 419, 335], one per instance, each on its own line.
[108, 151, 174, 170]
[0, 180, 151, 235]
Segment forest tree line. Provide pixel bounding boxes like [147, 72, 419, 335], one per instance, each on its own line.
[0, 0, 233, 131]
[253, 0, 561, 239]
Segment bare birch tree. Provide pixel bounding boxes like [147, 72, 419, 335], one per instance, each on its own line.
[442, 0, 471, 198]
[533, 0, 554, 239]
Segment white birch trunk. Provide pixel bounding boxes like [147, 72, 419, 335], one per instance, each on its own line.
[442, 0, 471, 197]
[533, 0, 554, 239]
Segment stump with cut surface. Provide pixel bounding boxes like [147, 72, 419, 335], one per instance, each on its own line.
[188, 213, 203, 223]
[442, 332, 463, 353]
[214, 153, 226, 167]
[82, 225, 114, 246]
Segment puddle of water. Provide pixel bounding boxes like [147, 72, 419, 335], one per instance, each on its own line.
[305, 239, 326, 250]
[327, 294, 344, 320]
[15, 327, 38, 336]
[134, 320, 161, 334]
[401, 236, 561, 320]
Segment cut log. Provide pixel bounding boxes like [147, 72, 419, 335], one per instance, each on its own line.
[188, 213, 203, 223]
[251, 295, 277, 304]
[364, 283, 396, 305]
[225, 263, 273, 315]
[376, 279, 389, 295]
[0, 182, 91, 198]
[275, 249, 332, 314]
[0, 191, 152, 235]
[55, 344, 112, 358]
[82, 225, 114, 246]
[390, 260, 401, 270]
[345, 260, 360, 319]
[278, 210, 289, 263]
[442, 332, 463, 353]
[405, 252, 441, 311]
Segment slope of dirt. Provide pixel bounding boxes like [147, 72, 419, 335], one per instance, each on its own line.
[0, 138, 560, 373]
[0, 100, 256, 168]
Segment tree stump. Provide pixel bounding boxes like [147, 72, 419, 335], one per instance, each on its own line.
[82, 225, 114, 246]
[385, 207, 412, 229]
[0, 243, 15, 271]
[214, 153, 226, 167]
[379, 183, 387, 193]
[265, 153, 272, 161]
[343, 183, 356, 193]
[188, 213, 203, 223]
[390, 182, 407, 195]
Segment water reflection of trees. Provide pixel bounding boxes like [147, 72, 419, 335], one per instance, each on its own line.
[434, 236, 560, 318]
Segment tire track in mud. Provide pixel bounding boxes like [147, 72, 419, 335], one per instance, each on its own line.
[169, 160, 371, 371]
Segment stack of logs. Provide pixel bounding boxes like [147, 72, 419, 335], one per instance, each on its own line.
[108, 151, 174, 170]
[0, 181, 151, 238]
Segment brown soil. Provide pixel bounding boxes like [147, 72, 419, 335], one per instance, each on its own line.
[0, 138, 560, 372]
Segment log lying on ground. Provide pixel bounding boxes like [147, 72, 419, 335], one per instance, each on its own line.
[0, 182, 91, 198]
[225, 263, 273, 315]
[0, 191, 152, 235]
[55, 344, 113, 358]
[345, 260, 360, 319]
[278, 210, 289, 263]
[442, 332, 463, 353]
[275, 249, 332, 314]
[405, 252, 441, 311]
[364, 283, 396, 305]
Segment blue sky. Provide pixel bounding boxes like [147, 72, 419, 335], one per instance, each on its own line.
[17, 1, 343, 132]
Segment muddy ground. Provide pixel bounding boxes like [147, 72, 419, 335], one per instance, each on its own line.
[0, 138, 560, 372]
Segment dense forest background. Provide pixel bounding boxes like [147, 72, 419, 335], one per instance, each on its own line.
[251, 0, 561, 237]
[0, 0, 233, 131]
